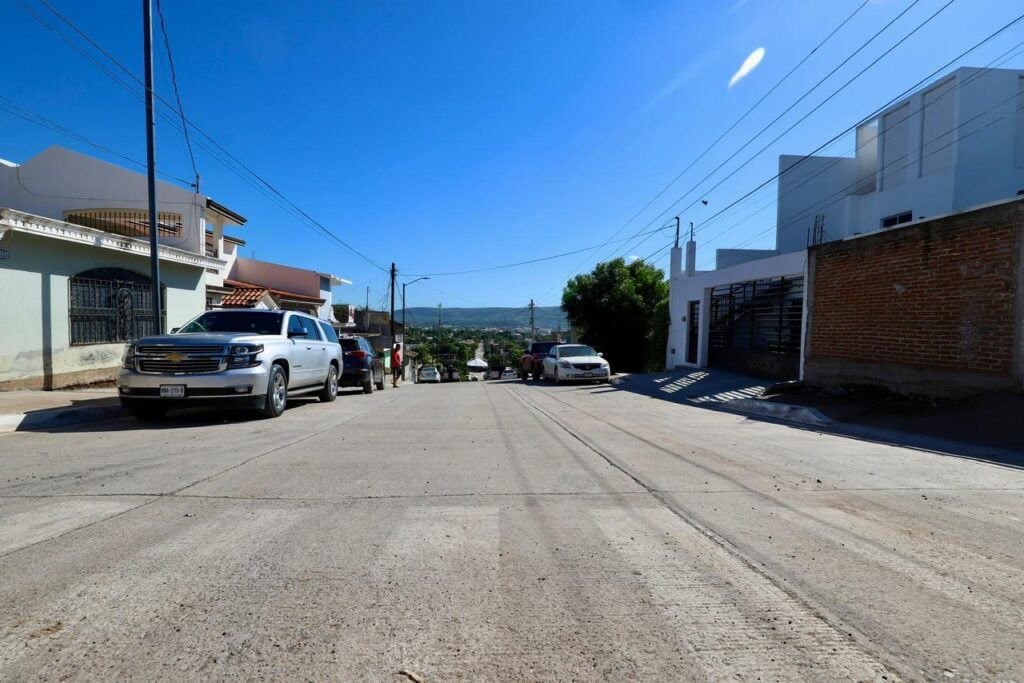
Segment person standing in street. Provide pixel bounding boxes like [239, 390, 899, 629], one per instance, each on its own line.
[391, 343, 402, 388]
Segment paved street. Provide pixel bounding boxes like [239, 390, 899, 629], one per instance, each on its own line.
[1, 380, 1022, 681]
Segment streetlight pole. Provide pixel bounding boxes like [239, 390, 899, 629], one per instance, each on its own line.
[401, 276, 430, 331]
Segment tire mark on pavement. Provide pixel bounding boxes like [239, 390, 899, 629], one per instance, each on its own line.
[506, 384, 902, 680]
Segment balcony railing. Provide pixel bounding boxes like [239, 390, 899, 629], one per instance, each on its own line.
[65, 209, 182, 239]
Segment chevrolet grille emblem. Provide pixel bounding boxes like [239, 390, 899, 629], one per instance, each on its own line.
[166, 352, 184, 362]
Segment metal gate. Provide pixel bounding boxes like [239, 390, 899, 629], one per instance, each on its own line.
[708, 276, 803, 380]
[69, 269, 165, 345]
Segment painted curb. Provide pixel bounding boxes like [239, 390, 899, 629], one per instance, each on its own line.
[720, 398, 833, 427]
[0, 404, 125, 433]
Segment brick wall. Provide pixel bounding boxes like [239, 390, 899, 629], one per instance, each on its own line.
[805, 199, 1024, 396]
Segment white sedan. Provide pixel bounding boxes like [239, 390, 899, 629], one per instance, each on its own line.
[541, 344, 611, 384]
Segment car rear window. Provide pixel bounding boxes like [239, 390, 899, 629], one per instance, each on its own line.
[340, 338, 361, 351]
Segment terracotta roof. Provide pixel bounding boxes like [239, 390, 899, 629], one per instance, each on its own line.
[223, 279, 325, 305]
[221, 284, 269, 307]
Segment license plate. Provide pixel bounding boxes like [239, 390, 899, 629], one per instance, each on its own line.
[160, 384, 185, 398]
[583, 372, 593, 377]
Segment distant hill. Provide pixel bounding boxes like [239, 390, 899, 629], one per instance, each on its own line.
[401, 306, 568, 330]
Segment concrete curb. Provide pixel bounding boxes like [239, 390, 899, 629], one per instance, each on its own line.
[0, 404, 125, 433]
[720, 398, 834, 428]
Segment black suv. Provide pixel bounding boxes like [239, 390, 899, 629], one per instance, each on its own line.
[339, 335, 386, 394]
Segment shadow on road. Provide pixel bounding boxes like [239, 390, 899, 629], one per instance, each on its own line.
[583, 369, 1024, 471]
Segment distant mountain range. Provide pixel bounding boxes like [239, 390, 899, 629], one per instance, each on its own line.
[400, 306, 568, 330]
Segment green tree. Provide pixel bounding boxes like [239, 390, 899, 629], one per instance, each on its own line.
[561, 258, 669, 373]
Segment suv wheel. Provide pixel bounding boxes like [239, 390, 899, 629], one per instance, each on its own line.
[375, 367, 386, 391]
[261, 364, 288, 418]
[319, 364, 338, 403]
[363, 374, 374, 394]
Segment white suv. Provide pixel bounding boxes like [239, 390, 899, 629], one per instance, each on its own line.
[117, 309, 343, 420]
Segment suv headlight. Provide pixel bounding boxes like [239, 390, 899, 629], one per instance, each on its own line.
[121, 343, 136, 370]
[227, 343, 264, 369]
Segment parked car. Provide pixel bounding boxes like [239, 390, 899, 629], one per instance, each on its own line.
[541, 344, 611, 384]
[519, 340, 559, 380]
[339, 335, 385, 394]
[500, 369, 518, 379]
[418, 366, 441, 383]
[117, 309, 343, 420]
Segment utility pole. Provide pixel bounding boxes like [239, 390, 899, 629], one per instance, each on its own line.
[389, 262, 396, 338]
[143, 0, 163, 334]
[529, 299, 536, 340]
[365, 286, 369, 313]
[437, 303, 442, 330]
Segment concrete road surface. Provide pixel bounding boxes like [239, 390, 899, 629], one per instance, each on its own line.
[1, 380, 1021, 681]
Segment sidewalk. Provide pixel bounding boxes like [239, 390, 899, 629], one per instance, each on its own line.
[610, 369, 1024, 462]
[0, 387, 123, 433]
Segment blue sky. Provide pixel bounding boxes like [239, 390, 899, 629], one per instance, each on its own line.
[2, 0, 1023, 317]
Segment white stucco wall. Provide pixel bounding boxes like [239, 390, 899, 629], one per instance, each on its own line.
[775, 68, 1024, 252]
[0, 230, 205, 388]
[231, 257, 319, 296]
[666, 250, 807, 370]
[0, 146, 205, 254]
[776, 155, 857, 254]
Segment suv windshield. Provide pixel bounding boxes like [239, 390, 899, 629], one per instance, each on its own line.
[531, 342, 557, 354]
[559, 345, 596, 358]
[178, 311, 284, 335]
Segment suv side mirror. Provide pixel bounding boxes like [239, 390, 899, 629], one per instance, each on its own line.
[288, 330, 307, 338]
[170, 327, 180, 334]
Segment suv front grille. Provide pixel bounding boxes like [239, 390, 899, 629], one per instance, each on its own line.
[134, 344, 228, 374]
[138, 358, 224, 374]
[572, 363, 601, 370]
[137, 345, 226, 355]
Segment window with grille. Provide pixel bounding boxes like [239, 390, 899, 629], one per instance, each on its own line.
[68, 268, 166, 345]
[64, 209, 182, 238]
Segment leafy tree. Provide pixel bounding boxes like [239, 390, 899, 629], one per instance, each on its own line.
[561, 258, 668, 373]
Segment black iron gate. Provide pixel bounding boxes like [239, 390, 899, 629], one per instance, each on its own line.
[69, 269, 165, 345]
[708, 276, 803, 380]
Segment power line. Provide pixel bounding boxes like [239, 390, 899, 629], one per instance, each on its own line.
[697, 90, 1024, 268]
[614, 0, 957, 260]
[22, 0, 389, 273]
[542, 2, 873, 302]
[696, 40, 1024, 258]
[0, 95, 194, 186]
[154, 0, 198, 189]
[404, 222, 675, 277]
[689, 16, 1024, 250]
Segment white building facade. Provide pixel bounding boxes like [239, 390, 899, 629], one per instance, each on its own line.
[666, 67, 1024, 379]
[0, 146, 241, 389]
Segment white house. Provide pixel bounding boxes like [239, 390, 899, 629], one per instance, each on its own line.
[0, 146, 244, 390]
[666, 66, 1024, 379]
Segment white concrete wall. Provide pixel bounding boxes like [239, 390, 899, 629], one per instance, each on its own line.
[0, 230, 205, 388]
[0, 146, 206, 254]
[230, 257, 319, 296]
[776, 155, 857, 254]
[776, 68, 1024, 249]
[951, 68, 1024, 209]
[716, 248, 776, 269]
[666, 250, 807, 369]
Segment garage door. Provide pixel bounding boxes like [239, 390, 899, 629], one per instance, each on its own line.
[708, 276, 804, 380]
